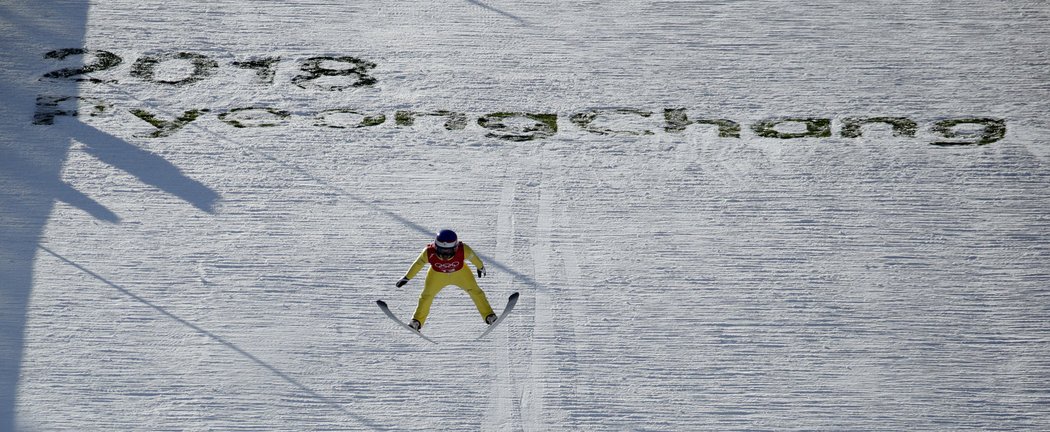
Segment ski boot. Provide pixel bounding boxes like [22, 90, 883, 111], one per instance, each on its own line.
[485, 313, 498, 325]
[408, 319, 422, 332]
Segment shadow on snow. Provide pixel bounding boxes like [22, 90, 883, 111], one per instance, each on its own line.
[37, 246, 389, 430]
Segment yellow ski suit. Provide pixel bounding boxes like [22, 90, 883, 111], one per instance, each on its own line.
[402, 242, 495, 326]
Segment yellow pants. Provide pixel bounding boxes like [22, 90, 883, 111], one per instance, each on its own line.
[413, 267, 494, 326]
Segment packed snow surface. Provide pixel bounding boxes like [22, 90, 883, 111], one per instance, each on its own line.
[2, 0, 1050, 430]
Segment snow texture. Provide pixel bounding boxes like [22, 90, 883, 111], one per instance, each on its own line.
[2, 0, 1050, 430]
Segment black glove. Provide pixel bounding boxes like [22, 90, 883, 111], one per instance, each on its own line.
[477, 267, 487, 278]
[395, 277, 409, 288]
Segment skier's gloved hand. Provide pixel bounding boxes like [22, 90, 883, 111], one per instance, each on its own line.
[477, 266, 487, 278]
[395, 277, 410, 288]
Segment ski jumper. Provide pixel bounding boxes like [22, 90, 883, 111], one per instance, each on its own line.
[402, 242, 495, 326]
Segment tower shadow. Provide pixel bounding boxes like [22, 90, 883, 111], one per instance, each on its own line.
[1, 2, 90, 430]
[0, 2, 219, 429]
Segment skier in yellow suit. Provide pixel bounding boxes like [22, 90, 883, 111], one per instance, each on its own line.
[395, 229, 497, 332]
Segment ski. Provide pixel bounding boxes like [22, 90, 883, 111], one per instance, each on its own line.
[376, 300, 437, 344]
[476, 292, 520, 340]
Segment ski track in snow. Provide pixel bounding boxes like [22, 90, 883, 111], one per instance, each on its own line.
[522, 181, 554, 430]
[3, 0, 1050, 430]
[481, 174, 518, 431]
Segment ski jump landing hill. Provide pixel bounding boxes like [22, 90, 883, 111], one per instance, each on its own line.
[2, 1, 1049, 431]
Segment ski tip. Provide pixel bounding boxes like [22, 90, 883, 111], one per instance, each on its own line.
[509, 292, 519, 300]
[376, 299, 387, 307]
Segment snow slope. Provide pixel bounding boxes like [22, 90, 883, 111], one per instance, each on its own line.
[3, 0, 1050, 430]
